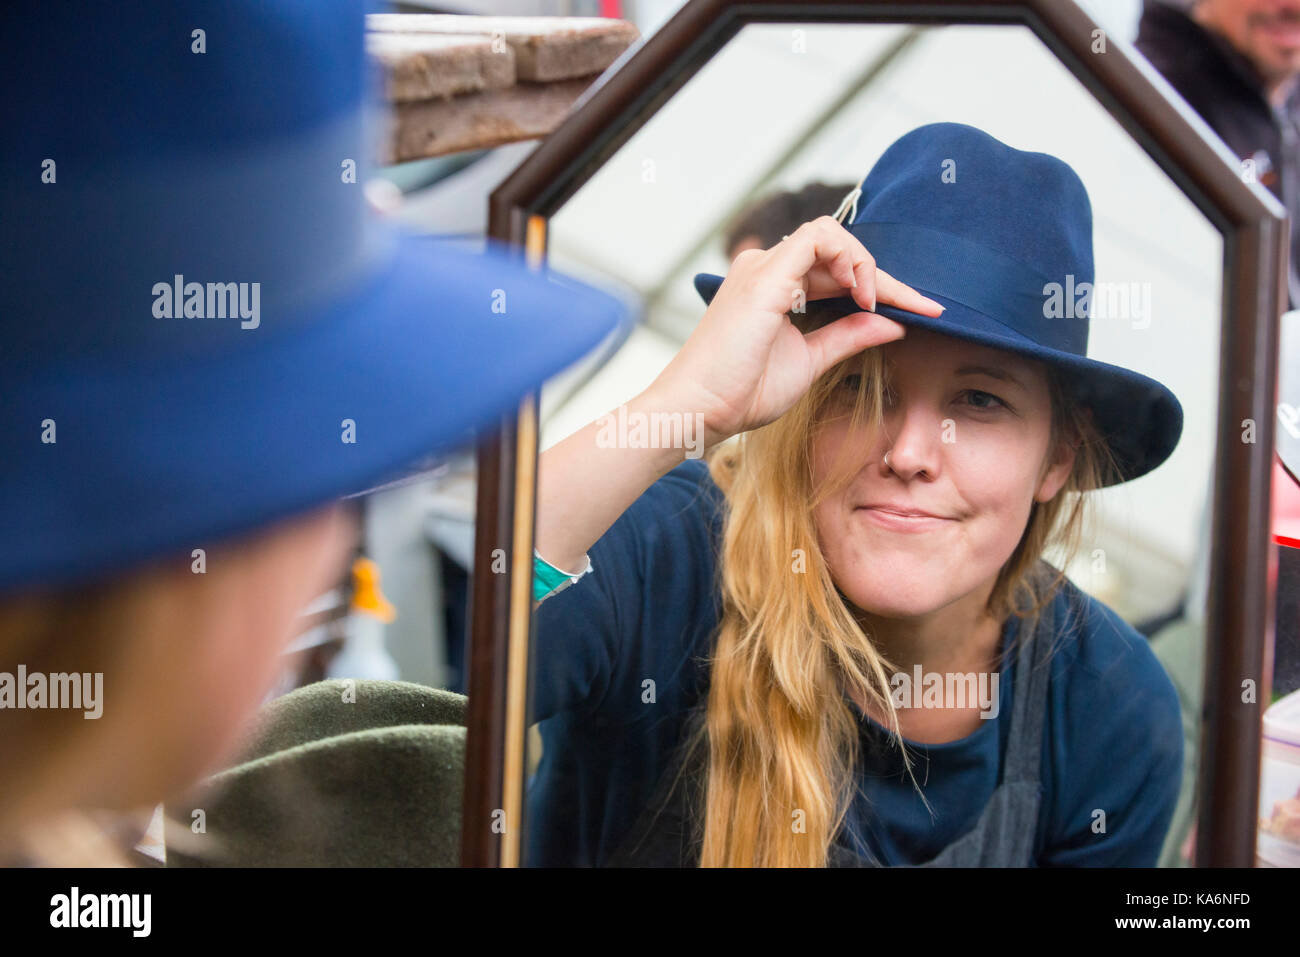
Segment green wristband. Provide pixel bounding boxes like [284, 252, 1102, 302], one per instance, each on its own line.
[533, 550, 592, 602]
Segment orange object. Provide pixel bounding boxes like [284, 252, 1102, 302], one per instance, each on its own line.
[350, 556, 396, 623]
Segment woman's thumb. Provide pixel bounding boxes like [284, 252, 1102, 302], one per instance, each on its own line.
[802, 311, 906, 379]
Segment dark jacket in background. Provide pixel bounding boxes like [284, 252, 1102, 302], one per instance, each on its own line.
[1139, 1, 1300, 702]
[1136, 0, 1300, 306]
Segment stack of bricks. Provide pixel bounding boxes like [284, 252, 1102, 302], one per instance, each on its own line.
[367, 14, 640, 164]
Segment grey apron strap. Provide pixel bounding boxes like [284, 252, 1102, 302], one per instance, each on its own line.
[1001, 597, 1057, 786]
[912, 579, 1073, 867]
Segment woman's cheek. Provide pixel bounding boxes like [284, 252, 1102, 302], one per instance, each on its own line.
[960, 464, 1041, 561]
[813, 503, 864, 588]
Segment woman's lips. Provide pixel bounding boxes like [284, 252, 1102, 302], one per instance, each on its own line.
[854, 506, 955, 532]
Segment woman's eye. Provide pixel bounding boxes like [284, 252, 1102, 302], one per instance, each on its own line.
[839, 375, 898, 407]
[959, 389, 1007, 411]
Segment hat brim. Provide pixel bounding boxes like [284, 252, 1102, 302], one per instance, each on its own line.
[3, 231, 631, 593]
[693, 272, 1183, 486]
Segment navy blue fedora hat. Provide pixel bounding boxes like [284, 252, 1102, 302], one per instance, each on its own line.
[0, 1, 631, 593]
[694, 122, 1183, 486]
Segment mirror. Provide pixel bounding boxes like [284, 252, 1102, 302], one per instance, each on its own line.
[468, 1, 1282, 869]
[161, 439, 483, 867]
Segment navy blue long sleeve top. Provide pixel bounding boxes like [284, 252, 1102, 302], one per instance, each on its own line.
[526, 457, 1184, 867]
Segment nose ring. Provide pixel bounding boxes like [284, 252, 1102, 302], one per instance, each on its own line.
[883, 450, 893, 469]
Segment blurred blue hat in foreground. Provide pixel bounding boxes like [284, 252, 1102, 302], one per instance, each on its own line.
[0, 1, 631, 592]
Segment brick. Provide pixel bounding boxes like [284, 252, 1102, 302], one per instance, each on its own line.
[382, 76, 597, 163]
[366, 32, 515, 103]
[367, 14, 638, 83]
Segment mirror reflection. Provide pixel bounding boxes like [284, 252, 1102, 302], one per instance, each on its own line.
[158, 445, 480, 867]
[526, 22, 1224, 867]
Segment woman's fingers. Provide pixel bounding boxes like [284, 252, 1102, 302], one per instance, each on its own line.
[766, 217, 876, 314]
[768, 216, 944, 318]
[875, 266, 944, 317]
[802, 311, 907, 380]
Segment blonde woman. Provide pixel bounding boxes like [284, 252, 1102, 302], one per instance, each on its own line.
[530, 123, 1185, 867]
[0, 0, 626, 866]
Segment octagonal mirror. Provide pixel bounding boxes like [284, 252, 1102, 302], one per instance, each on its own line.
[461, 0, 1286, 869]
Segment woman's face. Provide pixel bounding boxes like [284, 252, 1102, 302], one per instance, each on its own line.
[73, 504, 359, 814]
[0, 502, 361, 846]
[811, 327, 1074, 621]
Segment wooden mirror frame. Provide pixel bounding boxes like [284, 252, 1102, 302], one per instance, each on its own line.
[460, 0, 1288, 868]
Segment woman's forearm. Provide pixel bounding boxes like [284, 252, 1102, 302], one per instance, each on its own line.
[535, 385, 720, 574]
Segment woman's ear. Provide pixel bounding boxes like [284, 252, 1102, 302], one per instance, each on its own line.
[1034, 435, 1076, 504]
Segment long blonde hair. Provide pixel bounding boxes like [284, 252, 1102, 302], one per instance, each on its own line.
[679, 338, 1122, 867]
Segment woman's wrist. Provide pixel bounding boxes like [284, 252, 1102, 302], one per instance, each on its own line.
[631, 381, 726, 461]
[534, 547, 591, 579]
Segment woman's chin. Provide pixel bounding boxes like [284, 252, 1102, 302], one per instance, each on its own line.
[838, 584, 942, 621]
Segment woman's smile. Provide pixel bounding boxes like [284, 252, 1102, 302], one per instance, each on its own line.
[854, 505, 956, 533]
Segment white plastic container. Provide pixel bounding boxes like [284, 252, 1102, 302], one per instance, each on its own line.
[1258, 688, 1300, 867]
[325, 557, 399, 682]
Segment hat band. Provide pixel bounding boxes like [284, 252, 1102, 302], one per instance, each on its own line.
[850, 221, 1090, 356]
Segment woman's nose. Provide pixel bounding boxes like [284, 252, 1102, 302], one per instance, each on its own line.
[879, 401, 944, 479]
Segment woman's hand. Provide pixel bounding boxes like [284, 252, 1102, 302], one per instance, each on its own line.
[647, 215, 944, 448]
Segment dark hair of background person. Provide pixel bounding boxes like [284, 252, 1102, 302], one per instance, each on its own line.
[723, 182, 858, 259]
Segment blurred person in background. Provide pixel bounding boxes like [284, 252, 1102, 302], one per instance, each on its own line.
[1137, 0, 1300, 304]
[723, 182, 858, 260]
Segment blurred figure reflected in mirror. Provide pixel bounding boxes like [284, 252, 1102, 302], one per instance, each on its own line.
[1137, 0, 1300, 304]
[723, 182, 857, 260]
